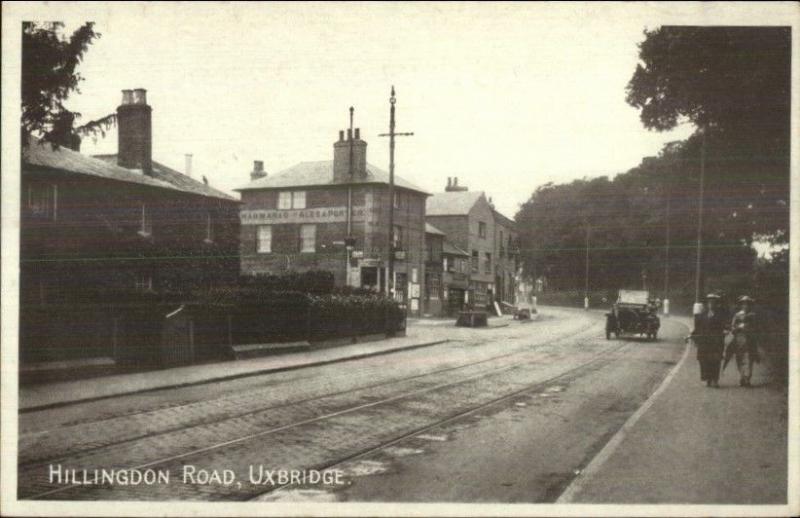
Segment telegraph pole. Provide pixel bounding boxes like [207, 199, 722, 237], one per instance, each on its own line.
[663, 158, 672, 316]
[379, 86, 414, 298]
[693, 131, 706, 314]
[344, 107, 354, 287]
[584, 224, 590, 310]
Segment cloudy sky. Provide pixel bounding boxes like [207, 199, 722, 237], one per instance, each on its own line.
[17, 2, 788, 217]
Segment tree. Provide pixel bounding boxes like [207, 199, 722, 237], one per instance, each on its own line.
[22, 21, 105, 148]
[626, 26, 790, 243]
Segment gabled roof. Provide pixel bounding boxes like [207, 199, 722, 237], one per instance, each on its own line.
[425, 191, 485, 216]
[492, 208, 516, 229]
[236, 160, 428, 195]
[93, 154, 237, 201]
[22, 137, 237, 201]
[443, 240, 470, 257]
[425, 223, 445, 236]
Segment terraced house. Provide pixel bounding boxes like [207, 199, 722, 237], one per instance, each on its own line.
[237, 124, 429, 314]
[425, 178, 518, 310]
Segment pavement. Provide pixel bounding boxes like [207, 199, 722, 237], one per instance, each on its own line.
[19, 314, 514, 411]
[558, 316, 790, 505]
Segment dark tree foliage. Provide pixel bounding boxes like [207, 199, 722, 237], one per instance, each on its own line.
[626, 26, 790, 242]
[516, 26, 790, 307]
[21, 21, 102, 148]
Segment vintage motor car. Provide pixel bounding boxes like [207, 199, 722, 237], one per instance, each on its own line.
[605, 289, 660, 340]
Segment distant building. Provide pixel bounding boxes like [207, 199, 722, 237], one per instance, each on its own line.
[20, 89, 240, 363]
[237, 124, 429, 313]
[426, 177, 518, 310]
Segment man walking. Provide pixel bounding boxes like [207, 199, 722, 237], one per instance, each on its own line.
[690, 293, 727, 388]
[728, 295, 761, 387]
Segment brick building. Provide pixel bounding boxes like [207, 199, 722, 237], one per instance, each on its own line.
[20, 89, 240, 363]
[425, 177, 518, 309]
[237, 125, 429, 313]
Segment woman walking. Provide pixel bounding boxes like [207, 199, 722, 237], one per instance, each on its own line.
[690, 293, 728, 387]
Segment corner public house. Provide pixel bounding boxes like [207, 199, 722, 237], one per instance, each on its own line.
[238, 124, 430, 313]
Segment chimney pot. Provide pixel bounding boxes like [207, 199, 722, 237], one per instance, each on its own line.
[132, 88, 147, 105]
[454, 177, 459, 186]
[121, 89, 134, 105]
[447, 177, 452, 188]
[339, 130, 344, 142]
[354, 128, 360, 140]
[185, 154, 193, 177]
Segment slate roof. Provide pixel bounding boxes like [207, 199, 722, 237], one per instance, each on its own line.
[236, 160, 428, 195]
[492, 208, 517, 229]
[443, 240, 470, 257]
[21, 137, 236, 201]
[425, 223, 445, 235]
[93, 154, 236, 201]
[425, 191, 485, 216]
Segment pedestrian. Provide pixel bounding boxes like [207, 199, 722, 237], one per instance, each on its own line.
[727, 295, 761, 387]
[690, 293, 727, 388]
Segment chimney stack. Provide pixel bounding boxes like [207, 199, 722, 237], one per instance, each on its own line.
[445, 176, 469, 192]
[333, 125, 367, 182]
[251, 160, 267, 181]
[184, 154, 193, 177]
[117, 88, 153, 174]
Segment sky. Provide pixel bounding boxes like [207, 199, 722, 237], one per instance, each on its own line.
[41, 3, 742, 217]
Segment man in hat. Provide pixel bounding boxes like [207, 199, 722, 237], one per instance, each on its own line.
[728, 295, 761, 387]
[690, 293, 728, 387]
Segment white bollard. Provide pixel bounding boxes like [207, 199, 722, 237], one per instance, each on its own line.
[584, 296, 589, 310]
[663, 299, 670, 316]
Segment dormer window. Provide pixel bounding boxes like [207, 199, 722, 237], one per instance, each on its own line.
[138, 203, 152, 237]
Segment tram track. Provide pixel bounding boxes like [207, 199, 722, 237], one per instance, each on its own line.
[22, 321, 624, 500]
[19, 318, 600, 469]
[248, 337, 631, 501]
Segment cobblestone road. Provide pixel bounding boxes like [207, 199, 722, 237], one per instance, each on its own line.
[17, 308, 685, 502]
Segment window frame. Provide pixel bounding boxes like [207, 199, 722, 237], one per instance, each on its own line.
[138, 203, 152, 237]
[478, 221, 487, 239]
[257, 225, 272, 253]
[300, 224, 316, 253]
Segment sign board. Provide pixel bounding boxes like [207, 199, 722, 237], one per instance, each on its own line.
[351, 250, 364, 259]
[410, 299, 419, 311]
[409, 283, 420, 298]
[240, 206, 378, 225]
[394, 250, 406, 260]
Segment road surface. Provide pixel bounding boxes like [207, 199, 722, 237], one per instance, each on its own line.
[18, 307, 687, 502]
